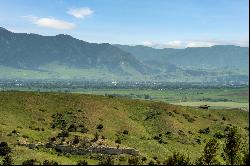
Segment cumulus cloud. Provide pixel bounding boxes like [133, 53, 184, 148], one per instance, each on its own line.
[67, 7, 93, 19]
[23, 15, 75, 30]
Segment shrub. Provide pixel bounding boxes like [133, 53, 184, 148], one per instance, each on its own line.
[213, 132, 225, 139]
[164, 152, 191, 165]
[0, 142, 11, 156]
[3, 154, 13, 165]
[43, 160, 59, 165]
[77, 160, 88, 165]
[76, 160, 88, 165]
[141, 156, 147, 162]
[22, 159, 37, 165]
[50, 137, 57, 142]
[57, 130, 69, 137]
[11, 130, 17, 134]
[22, 135, 29, 139]
[92, 132, 99, 142]
[128, 156, 141, 165]
[96, 124, 104, 130]
[73, 136, 80, 144]
[242, 150, 249, 165]
[224, 126, 243, 165]
[123, 130, 129, 135]
[80, 127, 89, 134]
[68, 124, 77, 132]
[115, 137, 122, 144]
[197, 138, 220, 165]
[183, 113, 195, 123]
[199, 127, 210, 134]
[98, 156, 114, 165]
[148, 160, 156, 165]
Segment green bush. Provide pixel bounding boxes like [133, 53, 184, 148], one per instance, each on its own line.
[123, 130, 129, 135]
[68, 124, 77, 132]
[164, 152, 191, 165]
[93, 132, 99, 142]
[57, 130, 69, 137]
[80, 127, 89, 134]
[73, 136, 80, 144]
[96, 124, 104, 130]
[98, 156, 114, 165]
[148, 160, 156, 165]
[43, 160, 59, 165]
[3, 154, 13, 165]
[199, 127, 210, 134]
[77, 160, 88, 165]
[213, 132, 225, 139]
[242, 150, 249, 165]
[115, 137, 122, 144]
[22, 159, 37, 165]
[128, 156, 141, 165]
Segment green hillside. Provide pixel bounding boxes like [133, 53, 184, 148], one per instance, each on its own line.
[0, 91, 248, 165]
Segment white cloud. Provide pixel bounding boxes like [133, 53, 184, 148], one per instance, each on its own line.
[23, 15, 75, 30]
[142, 40, 249, 49]
[67, 7, 93, 19]
[186, 41, 215, 48]
[142, 40, 154, 47]
[165, 41, 186, 48]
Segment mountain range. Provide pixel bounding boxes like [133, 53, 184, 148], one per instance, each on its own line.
[0, 27, 249, 83]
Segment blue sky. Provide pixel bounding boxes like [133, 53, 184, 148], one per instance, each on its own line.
[0, 0, 248, 48]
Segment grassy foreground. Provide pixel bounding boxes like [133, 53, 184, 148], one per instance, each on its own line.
[0, 91, 249, 165]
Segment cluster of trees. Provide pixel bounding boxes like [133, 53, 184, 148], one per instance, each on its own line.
[78, 126, 249, 165]
[0, 126, 248, 165]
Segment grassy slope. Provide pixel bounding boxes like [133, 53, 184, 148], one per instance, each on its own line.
[0, 91, 249, 164]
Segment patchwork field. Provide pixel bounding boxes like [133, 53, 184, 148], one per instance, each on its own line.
[0, 91, 249, 165]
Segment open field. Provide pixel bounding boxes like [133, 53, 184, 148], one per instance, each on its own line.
[3, 85, 248, 110]
[171, 101, 249, 111]
[0, 91, 249, 165]
[72, 86, 249, 110]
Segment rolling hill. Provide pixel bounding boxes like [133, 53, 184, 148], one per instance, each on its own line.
[0, 91, 248, 164]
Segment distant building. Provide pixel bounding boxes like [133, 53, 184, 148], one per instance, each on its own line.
[199, 105, 210, 109]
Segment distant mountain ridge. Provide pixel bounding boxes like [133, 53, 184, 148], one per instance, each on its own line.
[0, 27, 150, 75]
[115, 44, 249, 70]
[0, 27, 249, 83]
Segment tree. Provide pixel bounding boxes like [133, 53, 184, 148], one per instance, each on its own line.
[0, 142, 11, 156]
[164, 152, 191, 165]
[224, 126, 243, 165]
[197, 138, 220, 165]
[2, 154, 13, 165]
